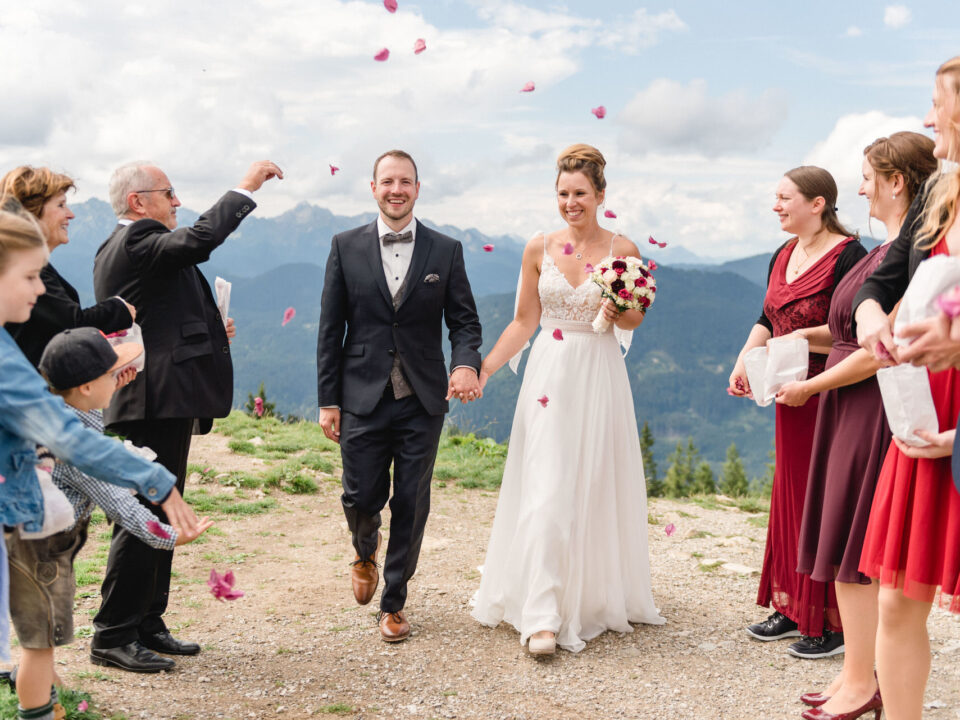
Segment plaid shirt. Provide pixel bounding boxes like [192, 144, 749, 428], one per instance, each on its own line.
[52, 408, 176, 551]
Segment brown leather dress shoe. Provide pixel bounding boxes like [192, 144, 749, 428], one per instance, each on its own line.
[350, 531, 382, 605]
[378, 611, 410, 642]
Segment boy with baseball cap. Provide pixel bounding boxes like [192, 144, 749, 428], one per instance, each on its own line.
[5, 328, 211, 718]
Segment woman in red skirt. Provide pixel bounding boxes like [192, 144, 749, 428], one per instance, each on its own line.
[853, 55, 960, 720]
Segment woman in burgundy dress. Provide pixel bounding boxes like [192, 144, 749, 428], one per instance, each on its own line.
[728, 166, 865, 656]
[776, 133, 936, 720]
[853, 56, 960, 720]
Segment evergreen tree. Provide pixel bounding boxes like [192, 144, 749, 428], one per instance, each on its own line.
[751, 444, 775, 497]
[664, 439, 694, 498]
[692, 460, 716, 495]
[244, 381, 277, 420]
[720, 443, 749, 497]
[639, 422, 663, 497]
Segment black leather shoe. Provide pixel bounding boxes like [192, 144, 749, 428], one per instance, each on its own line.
[140, 630, 201, 656]
[90, 641, 175, 673]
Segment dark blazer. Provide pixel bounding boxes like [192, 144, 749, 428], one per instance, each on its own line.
[316, 219, 482, 417]
[92, 191, 255, 427]
[6, 263, 133, 367]
[851, 187, 933, 335]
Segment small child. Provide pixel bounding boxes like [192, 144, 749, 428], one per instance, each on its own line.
[4, 328, 212, 717]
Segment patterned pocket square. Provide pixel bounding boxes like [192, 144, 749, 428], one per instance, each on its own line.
[424, 274, 440, 283]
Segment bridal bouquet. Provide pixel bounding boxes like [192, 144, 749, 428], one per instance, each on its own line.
[589, 256, 656, 333]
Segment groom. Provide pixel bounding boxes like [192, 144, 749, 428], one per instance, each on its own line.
[316, 150, 482, 642]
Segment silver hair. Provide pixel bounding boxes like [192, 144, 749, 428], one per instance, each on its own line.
[108, 161, 157, 217]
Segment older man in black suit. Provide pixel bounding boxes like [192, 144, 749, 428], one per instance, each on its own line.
[90, 160, 282, 672]
[317, 150, 482, 643]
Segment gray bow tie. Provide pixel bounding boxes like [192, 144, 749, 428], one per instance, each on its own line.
[382, 231, 413, 245]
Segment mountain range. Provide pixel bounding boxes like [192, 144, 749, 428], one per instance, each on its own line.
[48, 198, 780, 475]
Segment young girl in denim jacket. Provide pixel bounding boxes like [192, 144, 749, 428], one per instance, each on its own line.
[0, 206, 202, 720]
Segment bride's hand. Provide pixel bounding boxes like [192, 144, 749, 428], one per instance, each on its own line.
[479, 368, 490, 392]
[601, 299, 622, 322]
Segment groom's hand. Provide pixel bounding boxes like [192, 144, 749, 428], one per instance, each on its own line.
[446, 367, 481, 403]
[319, 407, 341, 444]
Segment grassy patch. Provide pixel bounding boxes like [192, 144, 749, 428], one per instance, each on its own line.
[74, 556, 106, 587]
[729, 496, 769, 514]
[434, 433, 506, 490]
[185, 488, 278, 516]
[686, 496, 723, 511]
[0, 685, 111, 719]
[317, 704, 354, 715]
[699, 560, 724, 572]
[746, 515, 769, 529]
[214, 413, 338, 457]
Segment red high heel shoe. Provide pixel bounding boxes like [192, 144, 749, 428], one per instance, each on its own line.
[800, 688, 882, 720]
[800, 691, 829, 707]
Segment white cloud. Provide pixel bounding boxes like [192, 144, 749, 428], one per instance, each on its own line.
[884, 5, 912, 29]
[617, 79, 788, 157]
[845, 25, 863, 37]
[804, 111, 927, 237]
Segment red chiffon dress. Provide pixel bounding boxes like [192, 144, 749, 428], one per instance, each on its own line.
[859, 237, 960, 612]
[757, 237, 858, 635]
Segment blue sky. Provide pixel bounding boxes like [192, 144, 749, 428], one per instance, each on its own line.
[0, 1, 956, 258]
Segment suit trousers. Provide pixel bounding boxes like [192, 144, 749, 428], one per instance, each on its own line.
[92, 417, 194, 648]
[340, 389, 444, 613]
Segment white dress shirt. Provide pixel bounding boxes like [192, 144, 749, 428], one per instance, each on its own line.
[377, 215, 417, 297]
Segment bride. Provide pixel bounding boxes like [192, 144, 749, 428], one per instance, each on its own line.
[471, 144, 665, 654]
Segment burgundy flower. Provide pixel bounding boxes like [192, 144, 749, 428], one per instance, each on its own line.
[636, 277, 647, 287]
[640, 297, 651, 308]
[610, 279, 625, 294]
[611, 260, 627, 275]
[618, 288, 632, 299]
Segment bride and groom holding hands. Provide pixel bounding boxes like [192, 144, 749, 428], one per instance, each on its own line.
[316, 145, 664, 653]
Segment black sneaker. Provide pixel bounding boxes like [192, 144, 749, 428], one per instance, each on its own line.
[787, 630, 845, 658]
[745, 611, 801, 641]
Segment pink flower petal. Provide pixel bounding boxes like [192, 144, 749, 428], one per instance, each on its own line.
[584, 263, 594, 274]
[105, 330, 128, 338]
[726, 387, 738, 396]
[876, 343, 894, 361]
[937, 285, 960, 318]
[254, 397, 264, 418]
[482, 244, 494, 252]
[203, 467, 212, 473]
[146, 520, 171, 540]
[537, 395, 549, 407]
[591, 105, 606, 119]
[552, 328, 563, 340]
[563, 242, 574, 255]
[0, 472, 4, 484]
[78, 701, 89, 712]
[603, 209, 617, 218]
[281, 306, 296, 326]
[665, 523, 676, 537]
[647, 259, 658, 271]
[208, 568, 245, 601]
[374, 48, 390, 62]
[384, 0, 397, 11]
[520, 81, 535, 93]
[329, 165, 340, 176]
[413, 38, 426, 54]
[648, 236, 657, 245]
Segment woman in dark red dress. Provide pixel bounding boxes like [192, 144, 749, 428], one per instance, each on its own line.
[729, 167, 865, 656]
[776, 133, 936, 720]
[853, 56, 960, 720]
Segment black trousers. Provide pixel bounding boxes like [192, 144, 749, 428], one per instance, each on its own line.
[92, 417, 194, 649]
[340, 390, 444, 613]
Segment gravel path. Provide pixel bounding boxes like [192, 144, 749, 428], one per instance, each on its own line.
[22, 433, 960, 719]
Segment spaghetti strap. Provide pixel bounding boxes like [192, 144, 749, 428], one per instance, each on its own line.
[609, 232, 620, 255]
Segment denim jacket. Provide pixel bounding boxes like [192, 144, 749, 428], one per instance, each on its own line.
[0, 328, 175, 532]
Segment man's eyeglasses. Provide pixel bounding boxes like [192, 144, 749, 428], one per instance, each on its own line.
[133, 187, 176, 200]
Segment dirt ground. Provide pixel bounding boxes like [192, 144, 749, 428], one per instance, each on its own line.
[19, 432, 960, 720]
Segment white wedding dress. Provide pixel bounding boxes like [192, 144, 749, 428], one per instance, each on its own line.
[471, 236, 665, 652]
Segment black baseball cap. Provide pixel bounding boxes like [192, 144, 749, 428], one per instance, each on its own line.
[39, 327, 143, 391]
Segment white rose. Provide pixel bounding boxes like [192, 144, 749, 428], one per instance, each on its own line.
[602, 269, 618, 284]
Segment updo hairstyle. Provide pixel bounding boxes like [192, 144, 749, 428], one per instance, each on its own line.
[863, 132, 937, 211]
[556, 144, 607, 194]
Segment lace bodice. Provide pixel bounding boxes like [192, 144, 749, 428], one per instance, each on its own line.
[539, 253, 602, 322]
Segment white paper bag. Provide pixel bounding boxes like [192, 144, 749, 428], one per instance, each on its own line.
[215, 276, 231, 330]
[876, 364, 939, 446]
[893, 255, 960, 345]
[743, 336, 810, 407]
[106, 323, 145, 373]
[18, 467, 76, 539]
